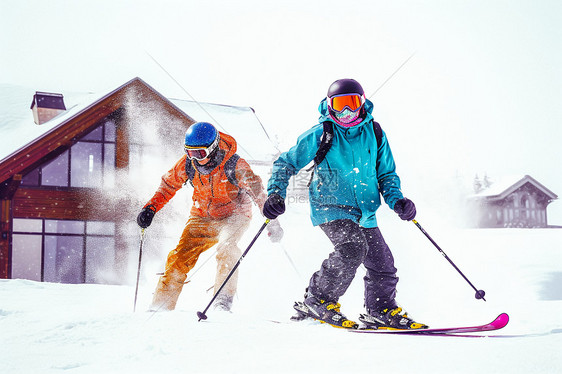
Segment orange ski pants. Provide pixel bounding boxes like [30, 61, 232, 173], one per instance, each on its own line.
[150, 214, 251, 311]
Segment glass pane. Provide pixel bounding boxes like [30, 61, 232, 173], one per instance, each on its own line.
[45, 220, 84, 234]
[11, 234, 42, 281]
[104, 143, 115, 188]
[44, 236, 84, 283]
[81, 125, 103, 141]
[86, 237, 115, 284]
[21, 167, 40, 186]
[41, 150, 69, 187]
[70, 142, 102, 188]
[86, 221, 115, 235]
[104, 119, 116, 142]
[13, 218, 43, 233]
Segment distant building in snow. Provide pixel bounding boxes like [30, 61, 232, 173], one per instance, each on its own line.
[467, 175, 558, 228]
[0, 78, 276, 284]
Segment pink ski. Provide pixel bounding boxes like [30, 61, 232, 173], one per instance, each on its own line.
[351, 313, 509, 335]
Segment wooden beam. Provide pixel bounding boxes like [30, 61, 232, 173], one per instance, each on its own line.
[11, 186, 133, 222]
[0, 200, 10, 279]
[0, 174, 22, 200]
[13, 188, 90, 220]
[115, 110, 129, 170]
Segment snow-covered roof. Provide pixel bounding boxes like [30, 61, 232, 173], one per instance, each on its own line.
[0, 81, 276, 164]
[0, 83, 98, 162]
[469, 175, 558, 200]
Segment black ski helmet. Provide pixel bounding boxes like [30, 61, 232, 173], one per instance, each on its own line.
[326, 79, 366, 121]
[327, 79, 364, 98]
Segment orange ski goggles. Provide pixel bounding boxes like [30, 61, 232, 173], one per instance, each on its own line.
[328, 94, 365, 113]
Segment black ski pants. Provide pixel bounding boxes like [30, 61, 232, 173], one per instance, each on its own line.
[308, 219, 399, 312]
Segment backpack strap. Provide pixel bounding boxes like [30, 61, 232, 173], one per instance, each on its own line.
[312, 121, 334, 166]
[372, 121, 383, 150]
[223, 153, 240, 187]
[184, 157, 196, 187]
[306, 121, 334, 186]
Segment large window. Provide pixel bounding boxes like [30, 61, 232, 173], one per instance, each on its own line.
[11, 218, 116, 284]
[21, 118, 116, 188]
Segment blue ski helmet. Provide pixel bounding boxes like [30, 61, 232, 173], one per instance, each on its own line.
[184, 122, 220, 160]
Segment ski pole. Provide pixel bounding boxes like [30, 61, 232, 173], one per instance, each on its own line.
[278, 243, 303, 280]
[197, 219, 270, 321]
[133, 228, 146, 312]
[412, 220, 486, 301]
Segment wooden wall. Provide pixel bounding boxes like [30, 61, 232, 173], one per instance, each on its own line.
[12, 188, 97, 220]
[0, 200, 10, 278]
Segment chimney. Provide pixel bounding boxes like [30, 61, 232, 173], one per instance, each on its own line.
[30, 92, 66, 125]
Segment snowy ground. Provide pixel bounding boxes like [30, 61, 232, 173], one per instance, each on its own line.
[1, 204, 562, 374]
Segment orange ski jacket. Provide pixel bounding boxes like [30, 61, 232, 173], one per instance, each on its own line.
[145, 132, 266, 220]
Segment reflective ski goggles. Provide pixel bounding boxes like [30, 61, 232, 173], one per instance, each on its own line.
[328, 94, 365, 113]
[184, 137, 219, 160]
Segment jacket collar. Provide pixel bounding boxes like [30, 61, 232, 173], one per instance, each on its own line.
[193, 131, 238, 175]
[317, 97, 375, 130]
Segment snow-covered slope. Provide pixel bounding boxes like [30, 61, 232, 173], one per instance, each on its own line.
[1, 204, 561, 374]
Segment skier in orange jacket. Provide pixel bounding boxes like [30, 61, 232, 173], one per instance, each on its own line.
[137, 122, 283, 311]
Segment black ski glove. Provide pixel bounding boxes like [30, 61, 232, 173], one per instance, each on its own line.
[137, 205, 156, 228]
[393, 198, 416, 221]
[263, 193, 285, 220]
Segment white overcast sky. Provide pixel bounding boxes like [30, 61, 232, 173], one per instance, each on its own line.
[1, 0, 562, 218]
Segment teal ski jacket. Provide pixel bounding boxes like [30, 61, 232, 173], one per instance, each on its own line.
[267, 98, 404, 228]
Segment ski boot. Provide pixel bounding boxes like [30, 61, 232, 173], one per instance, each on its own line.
[212, 294, 233, 312]
[292, 295, 358, 329]
[359, 307, 428, 330]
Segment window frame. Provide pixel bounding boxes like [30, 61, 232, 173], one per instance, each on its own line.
[20, 117, 117, 189]
[11, 218, 116, 284]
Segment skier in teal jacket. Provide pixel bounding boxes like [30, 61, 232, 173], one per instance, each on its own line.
[263, 78, 428, 330]
[268, 96, 402, 228]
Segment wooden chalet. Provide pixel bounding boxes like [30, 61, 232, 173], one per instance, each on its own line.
[467, 175, 558, 228]
[0, 78, 274, 284]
